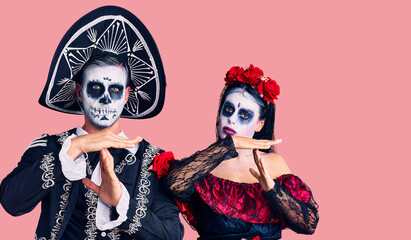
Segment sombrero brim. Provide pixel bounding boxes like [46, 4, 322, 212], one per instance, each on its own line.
[39, 5, 166, 119]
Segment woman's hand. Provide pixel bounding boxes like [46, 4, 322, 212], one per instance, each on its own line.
[67, 129, 141, 159]
[249, 149, 275, 192]
[232, 136, 282, 150]
[82, 149, 122, 207]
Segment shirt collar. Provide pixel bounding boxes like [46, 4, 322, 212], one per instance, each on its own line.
[75, 126, 139, 154]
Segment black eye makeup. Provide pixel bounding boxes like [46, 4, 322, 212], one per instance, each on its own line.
[222, 102, 235, 117]
[238, 109, 254, 124]
[108, 84, 124, 100]
[86, 81, 105, 99]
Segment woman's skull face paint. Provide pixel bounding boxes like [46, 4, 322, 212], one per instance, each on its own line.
[81, 65, 128, 128]
[218, 91, 262, 139]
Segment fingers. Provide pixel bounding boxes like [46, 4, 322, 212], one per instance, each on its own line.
[80, 130, 142, 153]
[253, 149, 261, 167]
[99, 149, 108, 170]
[249, 168, 261, 180]
[232, 136, 282, 149]
[253, 149, 261, 162]
[132, 136, 142, 144]
[258, 154, 268, 175]
[253, 149, 268, 176]
[254, 139, 282, 149]
[100, 149, 114, 171]
[108, 136, 141, 149]
[82, 178, 100, 194]
[269, 139, 282, 145]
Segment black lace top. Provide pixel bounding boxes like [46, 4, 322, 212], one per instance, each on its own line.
[165, 136, 319, 240]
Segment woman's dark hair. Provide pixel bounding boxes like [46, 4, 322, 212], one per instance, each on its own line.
[74, 54, 130, 86]
[216, 82, 276, 153]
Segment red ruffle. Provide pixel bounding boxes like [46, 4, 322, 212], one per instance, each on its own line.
[194, 174, 311, 224]
[176, 200, 198, 229]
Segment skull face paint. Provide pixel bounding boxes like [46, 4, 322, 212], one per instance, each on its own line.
[81, 65, 128, 128]
[218, 91, 263, 139]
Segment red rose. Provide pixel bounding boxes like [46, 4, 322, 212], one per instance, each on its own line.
[255, 81, 264, 95]
[244, 64, 264, 79]
[224, 66, 244, 85]
[237, 64, 262, 86]
[262, 78, 280, 103]
[152, 151, 175, 179]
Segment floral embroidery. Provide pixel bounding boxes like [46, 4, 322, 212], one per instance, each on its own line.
[35, 180, 72, 240]
[40, 153, 55, 189]
[84, 153, 93, 176]
[84, 188, 98, 239]
[57, 131, 70, 144]
[128, 144, 159, 233]
[115, 153, 137, 174]
[108, 227, 120, 240]
[51, 180, 72, 239]
[34, 233, 46, 240]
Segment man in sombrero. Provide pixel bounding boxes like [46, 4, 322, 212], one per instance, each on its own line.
[0, 6, 183, 240]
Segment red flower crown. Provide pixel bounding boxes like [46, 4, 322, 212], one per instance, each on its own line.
[224, 64, 280, 103]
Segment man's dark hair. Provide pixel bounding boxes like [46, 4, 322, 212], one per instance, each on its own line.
[75, 55, 130, 86]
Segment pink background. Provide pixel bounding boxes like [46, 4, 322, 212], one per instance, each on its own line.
[0, 0, 409, 239]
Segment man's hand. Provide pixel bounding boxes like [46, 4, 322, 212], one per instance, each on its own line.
[249, 149, 275, 192]
[67, 129, 141, 159]
[82, 149, 123, 206]
[232, 136, 282, 150]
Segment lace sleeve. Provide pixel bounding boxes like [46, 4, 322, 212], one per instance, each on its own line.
[262, 175, 319, 234]
[165, 136, 238, 202]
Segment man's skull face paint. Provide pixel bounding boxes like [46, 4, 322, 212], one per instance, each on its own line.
[81, 65, 128, 128]
[218, 91, 262, 139]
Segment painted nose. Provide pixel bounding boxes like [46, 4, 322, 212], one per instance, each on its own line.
[99, 94, 112, 104]
[227, 115, 236, 125]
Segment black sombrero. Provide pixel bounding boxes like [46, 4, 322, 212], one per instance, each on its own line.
[39, 5, 166, 119]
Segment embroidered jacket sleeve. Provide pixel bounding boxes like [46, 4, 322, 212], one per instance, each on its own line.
[262, 174, 319, 234]
[165, 136, 238, 202]
[0, 134, 67, 216]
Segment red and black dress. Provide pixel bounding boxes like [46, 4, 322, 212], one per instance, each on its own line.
[164, 136, 319, 240]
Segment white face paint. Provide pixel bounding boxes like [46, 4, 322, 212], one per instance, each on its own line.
[218, 91, 263, 139]
[81, 65, 128, 129]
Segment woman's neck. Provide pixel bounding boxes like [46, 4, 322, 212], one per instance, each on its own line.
[234, 149, 255, 162]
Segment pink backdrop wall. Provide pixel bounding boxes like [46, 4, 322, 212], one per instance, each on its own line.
[1, 1, 409, 239]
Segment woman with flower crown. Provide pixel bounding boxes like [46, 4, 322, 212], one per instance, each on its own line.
[157, 65, 319, 240]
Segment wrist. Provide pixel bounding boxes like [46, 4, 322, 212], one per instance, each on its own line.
[263, 179, 275, 192]
[67, 137, 83, 159]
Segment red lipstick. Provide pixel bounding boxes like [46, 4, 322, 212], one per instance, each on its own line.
[223, 126, 236, 135]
